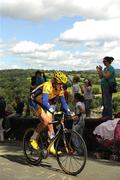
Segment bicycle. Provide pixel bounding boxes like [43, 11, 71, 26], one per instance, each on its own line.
[23, 112, 87, 176]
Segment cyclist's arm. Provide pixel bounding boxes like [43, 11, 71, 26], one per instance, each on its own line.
[59, 96, 70, 115]
[42, 93, 55, 113]
[31, 85, 42, 98]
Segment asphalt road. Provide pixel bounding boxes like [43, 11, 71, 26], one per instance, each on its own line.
[0, 141, 120, 180]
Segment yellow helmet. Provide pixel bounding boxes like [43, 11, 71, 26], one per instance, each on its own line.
[54, 71, 68, 84]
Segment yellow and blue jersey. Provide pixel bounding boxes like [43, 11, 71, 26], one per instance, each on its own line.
[30, 81, 70, 115]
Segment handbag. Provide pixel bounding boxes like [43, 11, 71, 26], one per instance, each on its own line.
[108, 81, 117, 93]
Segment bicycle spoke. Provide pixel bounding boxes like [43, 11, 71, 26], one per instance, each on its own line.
[56, 129, 87, 175]
[23, 128, 42, 165]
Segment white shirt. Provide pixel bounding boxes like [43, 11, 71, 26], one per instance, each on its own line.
[72, 83, 80, 98]
[93, 118, 120, 140]
[83, 86, 92, 100]
[75, 101, 85, 115]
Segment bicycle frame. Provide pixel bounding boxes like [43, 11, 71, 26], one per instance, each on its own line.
[43, 113, 66, 157]
[23, 112, 87, 175]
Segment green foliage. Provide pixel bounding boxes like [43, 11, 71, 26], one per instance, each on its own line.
[92, 86, 101, 94]
[91, 96, 102, 109]
[0, 69, 120, 115]
[0, 69, 32, 103]
[112, 95, 120, 113]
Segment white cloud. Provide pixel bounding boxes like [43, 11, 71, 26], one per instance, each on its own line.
[1, 0, 120, 70]
[58, 18, 120, 69]
[0, 39, 120, 70]
[0, 0, 120, 21]
[59, 18, 120, 42]
[12, 41, 55, 53]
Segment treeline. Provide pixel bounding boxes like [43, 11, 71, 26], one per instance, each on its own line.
[0, 69, 100, 100]
[0, 69, 120, 114]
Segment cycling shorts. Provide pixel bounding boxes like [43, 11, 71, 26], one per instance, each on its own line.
[30, 99, 51, 117]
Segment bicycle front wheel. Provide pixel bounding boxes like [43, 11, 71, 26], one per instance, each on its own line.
[23, 128, 43, 165]
[56, 129, 87, 176]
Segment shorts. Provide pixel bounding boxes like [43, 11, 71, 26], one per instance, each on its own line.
[30, 99, 51, 117]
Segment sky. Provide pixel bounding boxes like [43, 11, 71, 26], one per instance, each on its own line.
[0, 0, 120, 71]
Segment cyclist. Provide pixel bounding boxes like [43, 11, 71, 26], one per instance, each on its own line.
[29, 71, 71, 154]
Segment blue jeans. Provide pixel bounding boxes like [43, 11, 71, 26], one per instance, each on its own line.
[72, 115, 85, 153]
[102, 85, 112, 119]
[72, 115, 85, 136]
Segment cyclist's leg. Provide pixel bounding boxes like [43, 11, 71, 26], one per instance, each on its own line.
[36, 111, 59, 154]
[41, 111, 61, 155]
[29, 101, 45, 149]
[40, 111, 54, 138]
[30, 104, 55, 150]
[30, 100, 58, 154]
[42, 112, 56, 154]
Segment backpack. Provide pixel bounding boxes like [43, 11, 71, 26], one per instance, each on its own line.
[114, 120, 120, 142]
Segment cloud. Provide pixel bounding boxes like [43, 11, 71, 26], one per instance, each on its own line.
[59, 18, 120, 42]
[0, 0, 120, 21]
[1, 1, 120, 70]
[1, 39, 120, 70]
[12, 41, 55, 53]
[58, 18, 120, 69]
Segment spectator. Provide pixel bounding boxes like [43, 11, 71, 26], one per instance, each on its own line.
[71, 75, 80, 100]
[29, 71, 47, 115]
[30, 70, 46, 91]
[72, 93, 86, 136]
[42, 71, 47, 82]
[0, 96, 6, 119]
[93, 114, 120, 142]
[72, 93, 86, 154]
[93, 112, 120, 159]
[80, 79, 93, 117]
[63, 84, 69, 103]
[5, 96, 24, 133]
[0, 96, 6, 141]
[12, 96, 24, 115]
[96, 56, 116, 120]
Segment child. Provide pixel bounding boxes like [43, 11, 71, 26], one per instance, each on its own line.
[72, 93, 86, 136]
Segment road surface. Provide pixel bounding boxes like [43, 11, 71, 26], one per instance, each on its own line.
[0, 141, 120, 180]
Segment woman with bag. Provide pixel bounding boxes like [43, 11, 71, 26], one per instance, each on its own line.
[96, 56, 116, 120]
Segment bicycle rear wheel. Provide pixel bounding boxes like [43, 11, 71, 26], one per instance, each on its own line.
[23, 128, 42, 165]
[56, 129, 87, 176]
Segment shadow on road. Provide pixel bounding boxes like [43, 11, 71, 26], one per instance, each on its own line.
[0, 154, 29, 166]
[0, 154, 66, 175]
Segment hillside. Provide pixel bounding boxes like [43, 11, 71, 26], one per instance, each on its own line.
[0, 69, 120, 114]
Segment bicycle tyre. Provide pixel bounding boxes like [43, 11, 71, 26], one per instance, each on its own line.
[56, 129, 87, 176]
[23, 128, 43, 165]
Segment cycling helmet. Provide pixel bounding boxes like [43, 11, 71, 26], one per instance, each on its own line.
[54, 71, 68, 84]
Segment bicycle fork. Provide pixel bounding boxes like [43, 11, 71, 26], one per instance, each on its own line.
[63, 133, 69, 153]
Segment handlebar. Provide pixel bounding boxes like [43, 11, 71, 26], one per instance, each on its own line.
[53, 111, 75, 118]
